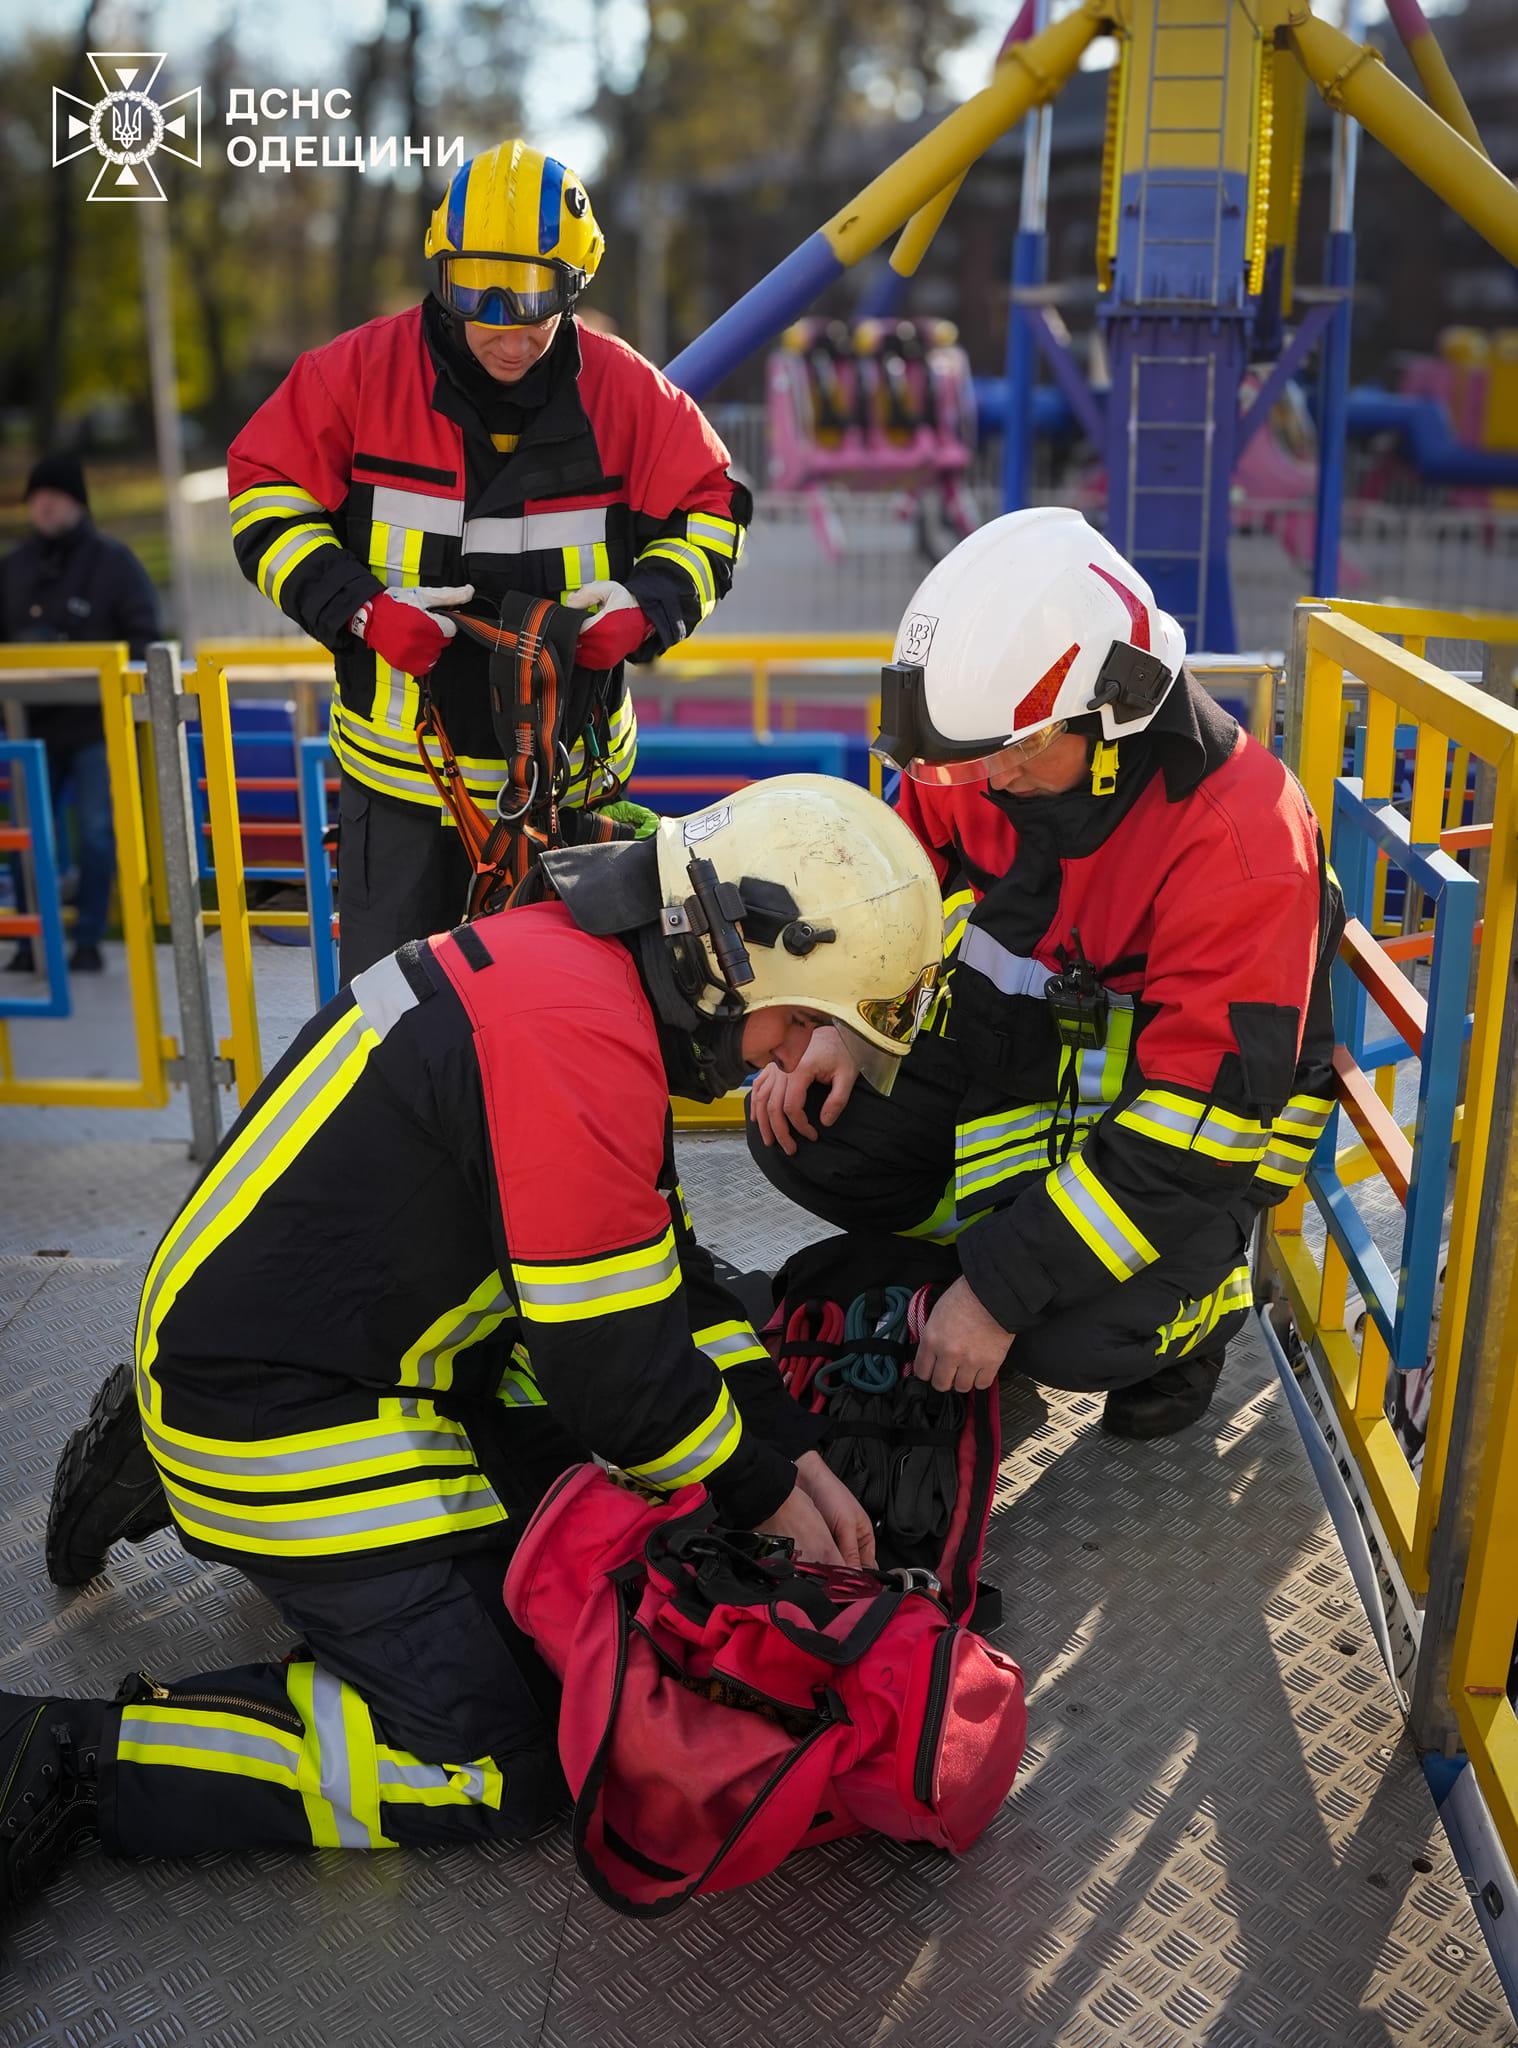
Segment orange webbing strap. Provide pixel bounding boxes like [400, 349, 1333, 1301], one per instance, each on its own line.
[417, 595, 592, 918]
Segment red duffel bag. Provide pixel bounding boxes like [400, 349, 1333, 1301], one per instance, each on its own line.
[504, 1462, 1027, 1916]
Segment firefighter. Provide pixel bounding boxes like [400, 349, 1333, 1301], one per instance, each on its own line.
[750, 508, 1342, 1439]
[1, 775, 942, 1909]
[227, 138, 750, 979]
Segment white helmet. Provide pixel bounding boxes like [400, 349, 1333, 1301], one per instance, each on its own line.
[874, 506, 1188, 786]
[653, 774, 942, 1093]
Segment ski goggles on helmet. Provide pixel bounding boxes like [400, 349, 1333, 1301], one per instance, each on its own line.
[436, 252, 584, 327]
[872, 660, 1068, 788]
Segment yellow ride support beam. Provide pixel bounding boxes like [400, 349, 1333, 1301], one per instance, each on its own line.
[818, 0, 1105, 269]
[1284, 10, 1518, 269]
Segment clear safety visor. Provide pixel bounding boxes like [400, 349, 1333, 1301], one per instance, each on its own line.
[437, 253, 579, 328]
[897, 720, 1070, 786]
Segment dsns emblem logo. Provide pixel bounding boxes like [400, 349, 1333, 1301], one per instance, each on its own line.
[53, 53, 201, 201]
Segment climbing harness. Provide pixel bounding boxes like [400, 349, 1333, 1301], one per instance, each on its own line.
[416, 591, 627, 918]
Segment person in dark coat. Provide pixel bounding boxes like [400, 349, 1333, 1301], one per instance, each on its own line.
[1, 453, 162, 971]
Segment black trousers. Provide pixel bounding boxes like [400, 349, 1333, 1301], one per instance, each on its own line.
[100, 1548, 566, 1857]
[335, 773, 475, 983]
[748, 1036, 1251, 1395]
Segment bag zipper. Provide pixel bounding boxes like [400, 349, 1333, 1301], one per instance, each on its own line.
[912, 1627, 961, 1806]
[129, 1672, 304, 1735]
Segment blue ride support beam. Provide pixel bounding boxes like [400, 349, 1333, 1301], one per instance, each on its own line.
[1003, 229, 1047, 513]
[1002, 0, 1054, 513]
[1314, 227, 1356, 603]
[661, 0, 1103, 399]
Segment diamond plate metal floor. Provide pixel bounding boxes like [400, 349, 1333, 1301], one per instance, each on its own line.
[1, 1130, 1513, 2047]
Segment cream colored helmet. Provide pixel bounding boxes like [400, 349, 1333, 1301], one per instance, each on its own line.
[653, 774, 942, 1094]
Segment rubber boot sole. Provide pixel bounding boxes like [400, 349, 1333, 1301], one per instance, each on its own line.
[45, 1362, 171, 1587]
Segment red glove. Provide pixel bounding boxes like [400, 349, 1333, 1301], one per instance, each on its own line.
[350, 584, 474, 676]
[563, 580, 652, 670]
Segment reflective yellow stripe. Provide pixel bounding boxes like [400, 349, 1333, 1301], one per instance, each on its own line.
[116, 1707, 304, 1793]
[1047, 1151, 1158, 1282]
[1251, 1093, 1334, 1190]
[1116, 1088, 1269, 1164]
[496, 1341, 546, 1409]
[693, 1319, 770, 1371]
[135, 1007, 377, 1415]
[161, 1470, 505, 1558]
[395, 1270, 515, 1394]
[286, 1660, 387, 1848]
[686, 512, 740, 559]
[329, 691, 638, 810]
[142, 1405, 479, 1495]
[637, 537, 717, 617]
[1057, 1002, 1134, 1109]
[512, 1226, 681, 1324]
[1157, 1261, 1253, 1357]
[627, 1384, 742, 1490]
[229, 483, 326, 536]
[377, 1746, 503, 1810]
[256, 521, 342, 603]
[942, 889, 974, 961]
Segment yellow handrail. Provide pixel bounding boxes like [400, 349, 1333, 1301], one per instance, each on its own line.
[0, 645, 169, 1110]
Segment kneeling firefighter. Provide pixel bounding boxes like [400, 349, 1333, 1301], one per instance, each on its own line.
[2, 776, 942, 1911]
[750, 508, 1343, 1437]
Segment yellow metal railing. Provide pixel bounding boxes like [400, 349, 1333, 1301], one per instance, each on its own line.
[1270, 600, 1518, 1595]
[186, 635, 894, 1117]
[0, 645, 169, 1110]
[1267, 595, 1518, 1863]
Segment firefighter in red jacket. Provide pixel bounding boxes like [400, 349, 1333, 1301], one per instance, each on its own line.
[751, 509, 1343, 1439]
[0, 775, 943, 1906]
[227, 138, 750, 978]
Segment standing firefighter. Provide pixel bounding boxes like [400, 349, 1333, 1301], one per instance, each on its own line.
[227, 138, 750, 978]
[2, 776, 943, 1906]
[751, 509, 1342, 1438]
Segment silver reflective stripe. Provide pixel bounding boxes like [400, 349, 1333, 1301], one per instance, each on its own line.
[117, 1711, 295, 1774]
[463, 508, 608, 555]
[696, 1329, 765, 1367]
[515, 1238, 680, 1309]
[638, 1399, 737, 1486]
[237, 490, 321, 520]
[958, 926, 1052, 999]
[378, 1758, 490, 1800]
[956, 1104, 1053, 1157]
[137, 1011, 369, 1389]
[351, 952, 421, 1041]
[1197, 1115, 1268, 1157]
[140, 1410, 469, 1482]
[408, 1286, 514, 1393]
[308, 1666, 369, 1848]
[370, 486, 464, 535]
[163, 1475, 503, 1543]
[1051, 1159, 1151, 1277]
[371, 524, 410, 578]
[1126, 1096, 1200, 1138]
[260, 523, 331, 586]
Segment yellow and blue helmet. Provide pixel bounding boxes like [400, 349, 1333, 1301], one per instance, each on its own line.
[424, 140, 604, 328]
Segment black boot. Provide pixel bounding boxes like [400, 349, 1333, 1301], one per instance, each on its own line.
[709, 1254, 776, 1331]
[1102, 1352, 1224, 1440]
[46, 1361, 172, 1586]
[0, 1690, 106, 1913]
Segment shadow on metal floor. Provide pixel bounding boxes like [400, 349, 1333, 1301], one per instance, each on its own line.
[0, 1133, 1512, 2047]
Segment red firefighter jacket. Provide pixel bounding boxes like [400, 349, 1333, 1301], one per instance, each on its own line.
[133, 902, 808, 1581]
[226, 308, 749, 812]
[894, 679, 1342, 1335]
